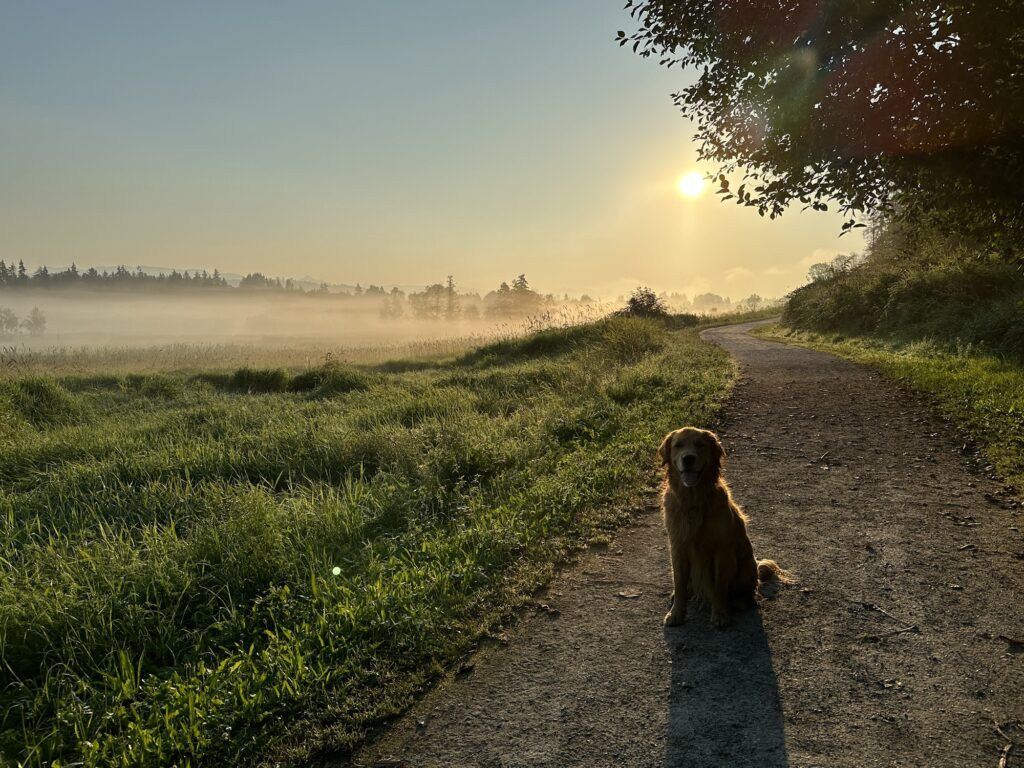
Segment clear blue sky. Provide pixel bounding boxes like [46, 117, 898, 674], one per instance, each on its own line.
[0, 1, 862, 298]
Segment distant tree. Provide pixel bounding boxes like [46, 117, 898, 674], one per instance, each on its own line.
[379, 287, 405, 320]
[509, 274, 548, 315]
[485, 281, 514, 318]
[0, 307, 19, 336]
[444, 275, 460, 321]
[618, 286, 669, 317]
[409, 283, 447, 320]
[739, 293, 763, 311]
[239, 273, 281, 290]
[692, 292, 729, 311]
[21, 307, 46, 335]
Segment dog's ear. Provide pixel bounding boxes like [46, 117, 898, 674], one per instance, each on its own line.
[707, 430, 726, 476]
[658, 431, 675, 466]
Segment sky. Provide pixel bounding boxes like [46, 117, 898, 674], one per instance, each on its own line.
[0, 1, 864, 300]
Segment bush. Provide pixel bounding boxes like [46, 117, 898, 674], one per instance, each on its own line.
[229, 367, 291, 393]
[617, 286, 669, 318]
[289, 363, 369, 395]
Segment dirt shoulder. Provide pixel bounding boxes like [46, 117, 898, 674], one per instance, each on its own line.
[350, 320, 1023, 768]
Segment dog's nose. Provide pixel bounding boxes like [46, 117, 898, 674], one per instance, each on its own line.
[682, 454, 696, 468]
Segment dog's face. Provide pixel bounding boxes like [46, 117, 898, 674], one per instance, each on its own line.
[659, 427, 725, 487]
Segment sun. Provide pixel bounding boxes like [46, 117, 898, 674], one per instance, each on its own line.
[677, 171, 706, 198]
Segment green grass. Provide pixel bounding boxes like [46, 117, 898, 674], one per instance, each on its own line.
[782, 225, 1024, 361]
[0, 316, 735, 767]
[755, 324, 1024, 492]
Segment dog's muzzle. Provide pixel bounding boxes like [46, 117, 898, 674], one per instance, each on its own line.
[678, 455, 700, 487]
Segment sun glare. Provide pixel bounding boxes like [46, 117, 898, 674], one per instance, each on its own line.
[677, 171, 706, 198]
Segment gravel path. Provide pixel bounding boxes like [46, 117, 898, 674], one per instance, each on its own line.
[352, 321, 1023, 768]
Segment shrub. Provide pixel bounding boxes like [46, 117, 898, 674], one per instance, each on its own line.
[290, 363, 369, 396]
[617, 286, 669, 318]
[228, 367, 291, 393]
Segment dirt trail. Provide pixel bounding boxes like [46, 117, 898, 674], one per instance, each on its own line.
[352, 321, 1023, 768]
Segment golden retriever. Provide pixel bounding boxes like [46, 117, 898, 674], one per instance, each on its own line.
[659, 426, 793, 627]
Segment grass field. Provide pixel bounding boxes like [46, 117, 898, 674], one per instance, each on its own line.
[755, 325, 1024, 493]
[0, 336, 491, 379]
[0, 316, 734, 767]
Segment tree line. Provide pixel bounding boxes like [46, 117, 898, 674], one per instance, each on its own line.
[0, 262, 233, 291]
[391, 274, 553, 321]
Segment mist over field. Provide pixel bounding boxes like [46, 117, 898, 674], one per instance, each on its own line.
[0, 291, 550, 346]
[0, 268, 772, 354]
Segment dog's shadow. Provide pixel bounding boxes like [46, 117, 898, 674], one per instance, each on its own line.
[663, 605, 789, 768]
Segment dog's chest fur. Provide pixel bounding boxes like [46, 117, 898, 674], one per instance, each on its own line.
[662, 478, 736, 600]
[662, 482, 726, 542]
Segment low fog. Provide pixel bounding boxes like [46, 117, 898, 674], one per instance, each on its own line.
[0, 290, 620, 353]
[0, 270, 773, 356]
[0, 292, 511, 346]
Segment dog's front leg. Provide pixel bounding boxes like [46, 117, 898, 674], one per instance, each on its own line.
[710, 554, 735, 628]
[665, 543, 690, 626]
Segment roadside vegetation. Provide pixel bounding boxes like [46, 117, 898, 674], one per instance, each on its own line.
[785, 220, 1023, 361]
[0, 315, 735, 767]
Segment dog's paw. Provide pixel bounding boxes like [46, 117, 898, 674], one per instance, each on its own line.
[710, 609, 732, 628]
[664, 610, 686, 627]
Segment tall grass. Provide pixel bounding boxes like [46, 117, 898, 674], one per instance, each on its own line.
[0, 315, 734, 767]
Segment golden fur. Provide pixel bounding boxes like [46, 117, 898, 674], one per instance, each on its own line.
[659, 426, 793, 627]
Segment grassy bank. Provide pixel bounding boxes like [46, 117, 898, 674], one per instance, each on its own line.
[0, 316, 734, 767]
[783, 224, 1024, 361]
[755, 325, 1024, 493]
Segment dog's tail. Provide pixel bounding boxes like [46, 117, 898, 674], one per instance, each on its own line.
[757, 559, 798, 584]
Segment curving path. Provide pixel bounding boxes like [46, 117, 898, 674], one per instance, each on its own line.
[352, 320, 1023, 768]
